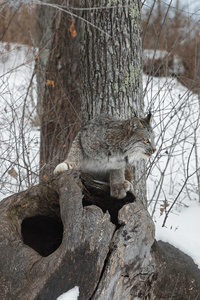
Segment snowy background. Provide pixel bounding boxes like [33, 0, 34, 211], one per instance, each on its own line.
[0, 42, 39, 197]
[0, 42, 200, 299]
[144, 70, 200, 269]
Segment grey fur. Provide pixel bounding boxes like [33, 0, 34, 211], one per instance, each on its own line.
[54, 114, 156, 199]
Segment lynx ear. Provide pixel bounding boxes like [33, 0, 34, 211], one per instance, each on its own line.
[143, 113, 152, 125]
[132, 117, 143, 130]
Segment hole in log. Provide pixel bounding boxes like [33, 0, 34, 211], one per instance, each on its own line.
[80, 173, 135, 227]
[21, 215, 63, 257]
[83, 192, 135, 226]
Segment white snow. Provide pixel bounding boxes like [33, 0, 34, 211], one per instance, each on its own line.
[153, 198, 200, 267]
[144, 74, 200, 268]
[0, 42, 200, 277]
[57, 286, 79, 300]
[143, 72, 200, 267]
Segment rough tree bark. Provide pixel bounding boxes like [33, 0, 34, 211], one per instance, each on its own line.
[38, 0, 81, 177]
[81, 1, 143, 120]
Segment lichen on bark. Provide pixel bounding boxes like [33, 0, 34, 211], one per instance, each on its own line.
[80, 0, 143, 121]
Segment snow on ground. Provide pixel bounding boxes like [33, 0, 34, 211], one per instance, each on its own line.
[0, 43, 199, 273]
[57, 286, 79, 300]
[154, 198, 200, 268]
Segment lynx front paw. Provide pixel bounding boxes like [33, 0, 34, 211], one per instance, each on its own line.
[110, 180, 134, 199]
[54, 161, 76, 175]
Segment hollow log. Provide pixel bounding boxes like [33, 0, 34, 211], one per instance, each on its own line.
[0, 171, 115, 299]
[0, 171, 200, 299]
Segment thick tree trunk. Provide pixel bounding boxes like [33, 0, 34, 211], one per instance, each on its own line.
[38, 0, 81, 177]
[81, 0, 143, 121]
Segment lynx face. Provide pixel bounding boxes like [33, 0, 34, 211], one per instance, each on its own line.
[140, 121, 156, 158]
[125, 114, 156, 163]
[140, 136, 156, 159]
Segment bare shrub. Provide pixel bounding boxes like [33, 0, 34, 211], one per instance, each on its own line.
[142, 2, 200, 225]
[144, 74, 200, 224]
[0, 42, 39, 199]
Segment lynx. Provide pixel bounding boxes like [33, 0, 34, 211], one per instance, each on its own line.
[54, 114, 156, 199]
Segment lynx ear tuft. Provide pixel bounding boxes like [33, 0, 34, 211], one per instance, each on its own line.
[143, 113, 152, 125]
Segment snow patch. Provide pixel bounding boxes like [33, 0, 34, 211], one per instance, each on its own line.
[153, 199, 200, 268]
[57, 286, 79, 300]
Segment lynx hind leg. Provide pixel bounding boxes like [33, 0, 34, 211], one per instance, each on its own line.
[109, 169, 134, 199]
[54, 161, 76, 175]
